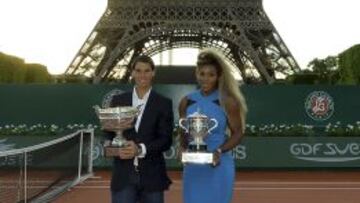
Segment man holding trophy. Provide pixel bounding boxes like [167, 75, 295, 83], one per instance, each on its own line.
[178, 49, 247, 203]
[97, 55, 174, 203]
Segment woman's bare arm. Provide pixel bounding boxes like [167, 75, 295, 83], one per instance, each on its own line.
[178, 96, 188, 150]
[217, 96, 244, 152]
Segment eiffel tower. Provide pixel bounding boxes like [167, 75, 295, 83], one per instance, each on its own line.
[65, 0, 300, 84]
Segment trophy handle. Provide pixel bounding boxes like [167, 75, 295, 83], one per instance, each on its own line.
[208, 118, 218, 133]
[93, 105, 101, 115]
[179, 118, 189, 133]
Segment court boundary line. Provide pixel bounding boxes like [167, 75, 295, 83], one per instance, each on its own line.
[41, 185, 360, 191]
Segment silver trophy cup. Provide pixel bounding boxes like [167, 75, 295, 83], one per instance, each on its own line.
[94, 105, 139, 157]
[179, 110, 218, 164]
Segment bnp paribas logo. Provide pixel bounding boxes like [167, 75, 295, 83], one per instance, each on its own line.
[305, 91, 334, 121]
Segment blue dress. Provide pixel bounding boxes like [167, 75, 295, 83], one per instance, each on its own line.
[183, 90, 235, 203]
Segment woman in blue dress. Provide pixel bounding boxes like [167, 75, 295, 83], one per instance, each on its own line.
[178, 49, 247, 203]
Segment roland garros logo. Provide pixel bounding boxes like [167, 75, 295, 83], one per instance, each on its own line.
[305, 91, 334, 121]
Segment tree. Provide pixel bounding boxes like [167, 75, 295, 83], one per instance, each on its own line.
[307, 56, 339, 84]
[286, 56, 339, 84]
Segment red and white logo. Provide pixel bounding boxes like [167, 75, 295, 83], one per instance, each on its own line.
[305, 91, 334, 121]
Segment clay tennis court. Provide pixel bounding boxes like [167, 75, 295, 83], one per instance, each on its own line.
[54, 170, 360, 203]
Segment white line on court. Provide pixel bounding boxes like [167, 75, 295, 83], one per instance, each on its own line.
[4, 184, 360, 191]
[52, 185, 360, 191]
[5, 180, 360, 186]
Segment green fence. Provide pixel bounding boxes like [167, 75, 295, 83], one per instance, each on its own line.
[2, 135, 360, 169]
[1, 84, 360, 168]
[1, 84, 360, 126]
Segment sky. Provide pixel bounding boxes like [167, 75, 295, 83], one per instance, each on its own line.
[0, 0, 359, 74]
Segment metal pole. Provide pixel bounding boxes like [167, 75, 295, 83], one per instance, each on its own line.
[88, 129, 94, 174]
[24, 152, 27, 203]
[78, 131, 84, 181]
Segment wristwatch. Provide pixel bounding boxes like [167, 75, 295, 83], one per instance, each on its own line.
[216, 148, 222, 154]
[137, 144, 143, 156]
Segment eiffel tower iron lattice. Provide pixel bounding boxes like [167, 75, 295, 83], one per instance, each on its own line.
[65, 0, 300, 84]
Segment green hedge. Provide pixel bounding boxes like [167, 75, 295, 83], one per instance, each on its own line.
[338, 44, 360, 84]
[0, 52, 52, 83]
[2, 122, 360, 137]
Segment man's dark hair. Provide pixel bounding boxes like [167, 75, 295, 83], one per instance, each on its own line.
[130, 55, 155, 71]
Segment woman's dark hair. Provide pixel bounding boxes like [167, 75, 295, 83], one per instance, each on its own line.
[131, 55, 155, 70]
[196, 51, 222, 76]
[196, 49, 248, 133]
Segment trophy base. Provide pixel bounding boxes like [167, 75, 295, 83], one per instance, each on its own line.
[103, 141, 125, 158]
[104, 146, 122, 157]
[182, 152, 213, 164]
